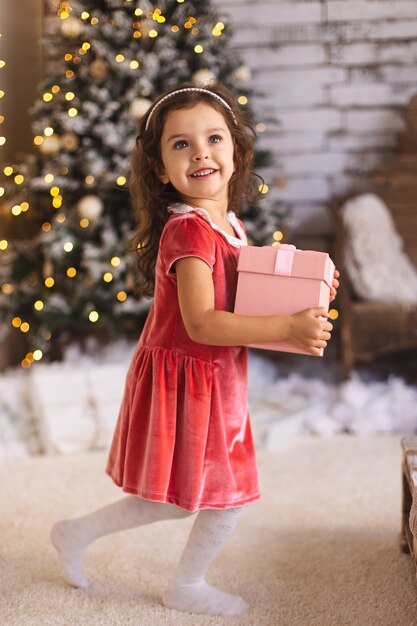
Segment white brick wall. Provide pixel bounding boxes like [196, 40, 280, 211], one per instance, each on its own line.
[326, 1, 417, 22]
[213, 0, 417, 237]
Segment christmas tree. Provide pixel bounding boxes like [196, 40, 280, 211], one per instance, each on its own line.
[0, 0, 284, 368]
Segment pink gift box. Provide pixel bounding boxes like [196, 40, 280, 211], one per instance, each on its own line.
[234, 244, 335, 356]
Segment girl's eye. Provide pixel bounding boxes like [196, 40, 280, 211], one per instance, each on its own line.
[173, 140, 188, 149]
[209, 135, 222, 144]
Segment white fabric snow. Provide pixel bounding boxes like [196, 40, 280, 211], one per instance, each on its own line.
[248, 353, 417, 446]
[1, 347, 417, 462]
[341, 193, 417, 304]
[0, 370, 32, 461]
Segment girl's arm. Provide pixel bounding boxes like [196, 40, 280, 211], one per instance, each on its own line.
[175, 257, 332, 356]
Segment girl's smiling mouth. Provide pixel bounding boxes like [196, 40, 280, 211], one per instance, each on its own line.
[190, 168, 217, 178]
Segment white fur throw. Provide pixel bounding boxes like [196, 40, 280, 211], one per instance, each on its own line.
[341, 193, 417, 304]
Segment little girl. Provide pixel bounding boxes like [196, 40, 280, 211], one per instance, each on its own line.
[51, 83, 337, 616]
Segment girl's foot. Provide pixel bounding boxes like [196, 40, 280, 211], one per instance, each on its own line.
[50, 521, 90, 588]
[162, 579, 249, 616]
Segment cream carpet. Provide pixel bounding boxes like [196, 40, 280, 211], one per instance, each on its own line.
[1, 436, 417, 626]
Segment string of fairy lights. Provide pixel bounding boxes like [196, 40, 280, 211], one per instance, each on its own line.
[0, 28, 41, 366]
[0, 31, 7, 244]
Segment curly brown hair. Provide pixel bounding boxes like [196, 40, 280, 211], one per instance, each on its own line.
[130, 82, 260, 296]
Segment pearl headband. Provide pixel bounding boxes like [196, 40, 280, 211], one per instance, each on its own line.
[144, 87, 238, 130]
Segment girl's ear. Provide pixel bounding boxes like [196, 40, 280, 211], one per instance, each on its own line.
[158, 170, 170, 184]
[152, 158, 169, 184]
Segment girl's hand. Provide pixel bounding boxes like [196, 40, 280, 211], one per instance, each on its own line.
[288, 307, 333, 356]
[330, 269, 340, 302]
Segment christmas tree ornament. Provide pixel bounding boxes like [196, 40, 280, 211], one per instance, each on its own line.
[61, 16, 82, 39]
[126, 271, 136, 290]
[28, 272, 38, 287]
[192, 69, 216, 87]
[43, 259, 54, 278]
[232, 64, 251, 83]
[0, 199, 11, 217]
[129, 97, 152, 119]
[138, 20, 149, 38]
[77, 195, 104, 222]
[60, 132, 79, 152]
[89, 58, 109, 81]
[39, 135, 61, 155]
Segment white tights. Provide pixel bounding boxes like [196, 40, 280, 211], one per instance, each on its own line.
[50, 496, 248, 616]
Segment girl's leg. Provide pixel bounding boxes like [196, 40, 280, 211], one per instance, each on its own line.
[163, 507, 249, 616]
[50, 496, 191, 588]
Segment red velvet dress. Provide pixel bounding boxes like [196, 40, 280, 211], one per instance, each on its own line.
[106, 205, 261, 512]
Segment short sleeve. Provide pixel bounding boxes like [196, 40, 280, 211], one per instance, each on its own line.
[160, 214, 216, 276]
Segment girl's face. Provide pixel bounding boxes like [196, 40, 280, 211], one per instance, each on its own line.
[158, 102, 235, 212]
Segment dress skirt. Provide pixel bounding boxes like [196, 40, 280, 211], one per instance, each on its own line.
[106, 207, 261, 512]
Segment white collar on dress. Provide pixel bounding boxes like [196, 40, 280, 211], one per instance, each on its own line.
[168, 203, 247, 248]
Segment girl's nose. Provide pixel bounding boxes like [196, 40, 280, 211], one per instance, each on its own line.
[192, 145, 209, 161]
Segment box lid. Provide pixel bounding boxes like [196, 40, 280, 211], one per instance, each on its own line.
[237, 244, 335, 286]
